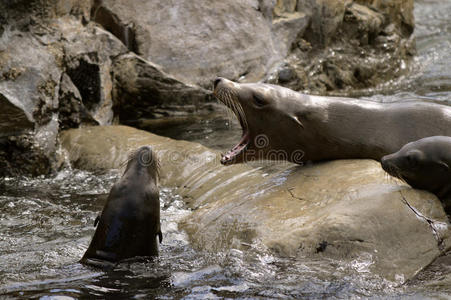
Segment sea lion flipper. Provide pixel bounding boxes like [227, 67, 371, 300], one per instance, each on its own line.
[158, 230, 163, 243]
[94, 215, 100, 227]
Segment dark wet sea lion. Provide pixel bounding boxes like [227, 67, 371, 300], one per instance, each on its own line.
[381, 136, 451, 212]
[80, 146, 162, 267]
[213, 77, 451, 165]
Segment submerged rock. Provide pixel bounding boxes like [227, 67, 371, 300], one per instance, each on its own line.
[60, 125, 451, 282]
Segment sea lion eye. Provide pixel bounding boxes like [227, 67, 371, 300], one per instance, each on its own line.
[253, 94, 267, 107]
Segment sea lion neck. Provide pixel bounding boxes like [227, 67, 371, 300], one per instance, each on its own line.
[123, 159, 158, 182]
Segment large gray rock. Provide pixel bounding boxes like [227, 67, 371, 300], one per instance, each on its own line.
[60, 125, 451, 283]
[90, 0, 414, 94]
[0, 27, 62, 175]
[91, 0, 308, 87]
[112, 53, 211, 122]
[56, 16, 128, 125]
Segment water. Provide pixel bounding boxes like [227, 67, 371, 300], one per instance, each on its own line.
[0, 171, 402, 299]
[2, 0, 451, 298]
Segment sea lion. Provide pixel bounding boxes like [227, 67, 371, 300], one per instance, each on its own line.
[381, 136, 451, 213]
[213, 77, 451, 165]
[80, 146, 162, 267]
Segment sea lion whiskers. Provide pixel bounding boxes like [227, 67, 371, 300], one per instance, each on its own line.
[382, 161, 404, 186]
[217, 89, 235, 128]
[224, 92, 236, 128]
[216, 87, 248, 129]
[391, 165, 406, 184]
[228, 92, 248, 129]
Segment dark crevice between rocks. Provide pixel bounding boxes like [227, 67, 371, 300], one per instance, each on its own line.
[91, 1, 138, 53]
[57, 73, 99, 130]
[399, 191, 446, 253]
[66, 57, 101, 113]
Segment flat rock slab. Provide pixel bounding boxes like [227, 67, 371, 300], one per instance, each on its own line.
[61, 125, 451, 282]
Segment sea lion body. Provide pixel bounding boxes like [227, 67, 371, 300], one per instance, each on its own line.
[381, 136, 451, 212]
[213, 78, 451, 165]
[81, 146, 161, 267]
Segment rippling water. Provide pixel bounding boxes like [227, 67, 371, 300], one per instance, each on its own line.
[1, 1, 451, 298]
[0, 171, 403, 299]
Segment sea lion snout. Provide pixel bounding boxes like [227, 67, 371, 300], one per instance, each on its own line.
[380, 156, 389, 172]
[381, 136, 451, 206]
[380, 154, 395, 173]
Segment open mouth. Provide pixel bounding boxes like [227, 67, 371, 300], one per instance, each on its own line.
[221, 130, 250, 164]
[213, 87, 250, 165]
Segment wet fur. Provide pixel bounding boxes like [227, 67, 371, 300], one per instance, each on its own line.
[81, 146, 162, 267]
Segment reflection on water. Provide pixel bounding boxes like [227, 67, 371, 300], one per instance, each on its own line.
[1, 0, 451, 298]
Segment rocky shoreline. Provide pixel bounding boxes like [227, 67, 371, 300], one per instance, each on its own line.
[0, 0, 414, 176]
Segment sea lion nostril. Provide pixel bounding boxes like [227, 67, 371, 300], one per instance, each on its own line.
[214, 78, 222, 89]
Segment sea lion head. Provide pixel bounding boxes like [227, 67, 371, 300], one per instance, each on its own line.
[213, 77, 316, 165]
[123, 145, 160, 180]
[381, 136, 451, 198]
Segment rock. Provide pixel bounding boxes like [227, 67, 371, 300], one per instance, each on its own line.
[60, 125, 451, 282]
[56, 16, 128, 125]
[91, 0, 285, 87]
[0, 27, 62, 176]
[408, 249, 451, 290]
[0, 9, 128, 175]
[277, 65, 296, 83]
[273, 0, 297, 17]
[112, 53, 210, 123]
[0, 93, 33, 137]
[180, 159, 451, 282]
[58, 73, 99, 130]
[298, 0, 351, 46]
[272, 11, 309, 57]
[269, 0, 415, 94]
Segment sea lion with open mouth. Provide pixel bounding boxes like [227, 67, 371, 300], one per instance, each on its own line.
[80, 146, 162, 267]
[213, 77, 451, 165]
[381, 136, 451, 213]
